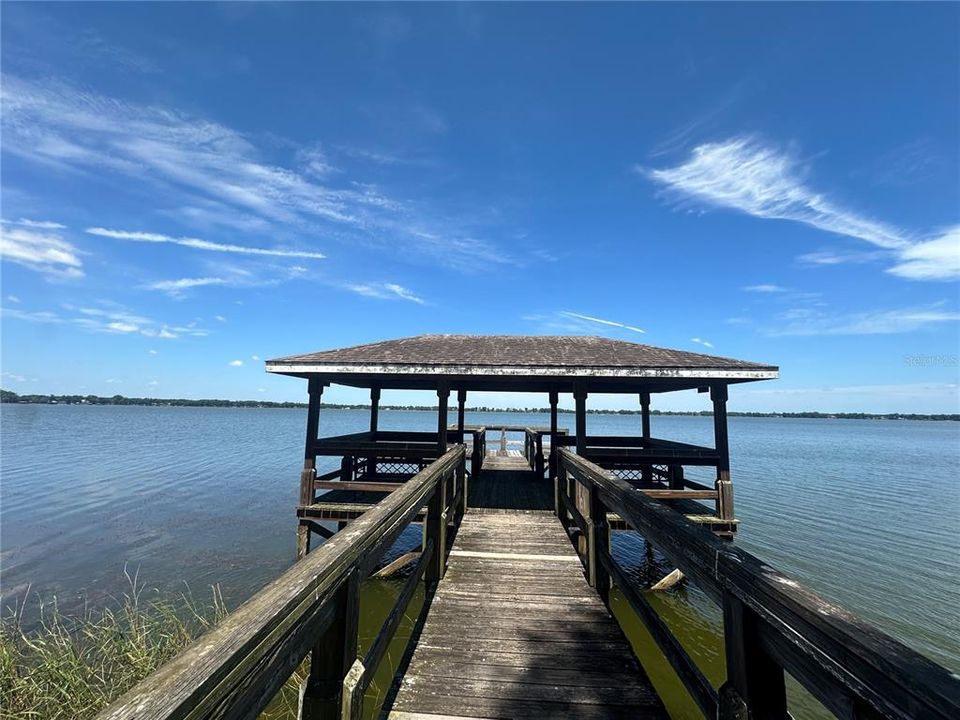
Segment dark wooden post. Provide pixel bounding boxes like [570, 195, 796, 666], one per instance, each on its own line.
[425, 471, 447, 585]
[574, 383, 589, 554]
[457, 389, 466, 434]
[720, 592, 788, 719]
[298, 378, 324, 559]
[640, 391, 653, 484]
[712, 384, 734, 521]
[640, 391, 651, 439]
[548, 390, 559, 479]
[587, 483, 610, 603]
[369, 387, 380, 433]
[574, 383, 587, 454]
[437, 382, 449, 455]
[299, 568, 360, 720]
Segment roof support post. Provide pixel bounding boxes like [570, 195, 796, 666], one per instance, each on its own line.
[711, 383, 734, 521]
[548, 390, 559, 479]
[437, 382, 450, 455]
[640, 391, 651, 440]
[369, 387, 380, 434]
[573, 383, 588, 454]
[573, 382, 589, 556]
[298, 378, 325, 559]
[640, 391, 652, 484]
[457, 389, 466, 434]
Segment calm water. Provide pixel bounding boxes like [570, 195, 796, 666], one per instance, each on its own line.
[2, 404, 959, 717]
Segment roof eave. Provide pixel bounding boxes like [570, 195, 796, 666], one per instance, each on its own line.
[264, 361, 779, 381]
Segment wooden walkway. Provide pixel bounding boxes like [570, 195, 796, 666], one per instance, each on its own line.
[385, 511, 666, 719]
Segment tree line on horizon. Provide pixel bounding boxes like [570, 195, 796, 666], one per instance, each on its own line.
[1, 389, 957, 421]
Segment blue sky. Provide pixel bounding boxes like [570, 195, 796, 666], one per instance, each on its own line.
[1, 3, 958, 412]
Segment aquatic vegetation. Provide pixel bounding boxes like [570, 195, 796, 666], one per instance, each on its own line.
[0, 569, 232, 720]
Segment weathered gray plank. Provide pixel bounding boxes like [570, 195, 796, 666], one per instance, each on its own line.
[385, 511, 666, 719]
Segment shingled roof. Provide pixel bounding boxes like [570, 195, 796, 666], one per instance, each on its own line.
[266, 335, 777, 392]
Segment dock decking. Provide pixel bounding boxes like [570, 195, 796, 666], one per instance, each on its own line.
[386, 510, 666, 719]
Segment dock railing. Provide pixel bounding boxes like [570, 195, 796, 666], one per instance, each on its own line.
[556, 447, 960, 720]
[96, 446, 467, 720]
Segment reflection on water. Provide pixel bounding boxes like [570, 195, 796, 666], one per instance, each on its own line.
[3, 405, 958, 717]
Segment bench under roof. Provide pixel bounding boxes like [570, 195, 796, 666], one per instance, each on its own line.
[266, 334, 778, 393]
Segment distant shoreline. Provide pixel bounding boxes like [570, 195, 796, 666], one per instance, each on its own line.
[2, 390, 957, 421]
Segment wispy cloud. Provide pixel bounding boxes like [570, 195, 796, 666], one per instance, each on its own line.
[690, 337, 715, 348]
[644, 137, 960, 281]
[2, 75, 509, 271]
[145, 277, 230, 297]
[86, 227, 326, 259]
[3, 218, 67, 229]
[742, 284, 786, 293]
[797, 249, 886, 266]
[559, 311, 645, 334]
[346, 282, 425, 304]
[644, 137, 909, 250]
[2, 302, 209, 339]
[887, 226, 960, 282]
[0, 225, 84, 278]
[228, 359, 243, 367]
[7, 295, 21, 303]
[770, 302, 960, 336]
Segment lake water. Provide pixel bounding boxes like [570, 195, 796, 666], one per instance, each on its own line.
[2, 404, 958, 717]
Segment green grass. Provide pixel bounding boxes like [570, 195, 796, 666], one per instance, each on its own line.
[0, 568, 248, 720]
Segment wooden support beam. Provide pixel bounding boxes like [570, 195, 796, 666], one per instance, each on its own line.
[720, 593, 788, 719]
[369, 387, 380, 433]
[640, 391, 651, 440]
[436, 382, 449, 455]
[548, 390, 559, 479]
[299, 569, 361, 720]
[456, 389, 466, 433]
[711, 383, 734, 521]
[573, 383, 589, 555]
[298, 379, 325, 559]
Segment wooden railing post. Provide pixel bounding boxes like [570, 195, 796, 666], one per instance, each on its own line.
[669, 464, 684, 490]
[456, 456, 468, 519]
[535, 433, 544, 478]
[555, 463, 567, 518]
[299, 378, 325, 559]
[720, 592, 787, 720]
[425, 472, 447, 585]
[299, 569, 360, 720]
[587, 483, 610, 603]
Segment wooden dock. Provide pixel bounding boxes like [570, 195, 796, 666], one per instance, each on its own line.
[387, 510, 665, 719]
[96, 336, 960, 720]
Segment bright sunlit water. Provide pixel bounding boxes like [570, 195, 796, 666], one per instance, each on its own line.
[2, 404, 958, 717]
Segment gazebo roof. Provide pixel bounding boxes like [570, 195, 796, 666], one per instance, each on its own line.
[266, 334, 777, 393]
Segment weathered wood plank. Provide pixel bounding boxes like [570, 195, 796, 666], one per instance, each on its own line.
[385, 511, 666, 719]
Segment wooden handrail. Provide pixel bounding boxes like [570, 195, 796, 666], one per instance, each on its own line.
[557, 448, 960, 720]
[96, 446, 466, 720]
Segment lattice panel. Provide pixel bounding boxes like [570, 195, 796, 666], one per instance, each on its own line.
[371, 461, 423, 477]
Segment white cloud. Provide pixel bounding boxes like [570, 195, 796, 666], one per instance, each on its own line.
[645, 137, 909, 250]
[7, 295, 21, 303]
[251, 354, 260, 361]
[2, 371, 27, 383]
[743, 284, 786, 293]
[646, 138, 960, 283]
[145, 277, 230, 297]
[147, 379, 159, 387]
[257, 387, 266, 393]
[559, 311, 645, 334]
[2, 302, 208, 339]
[2, 75, 510, 271]
[887, 226, 960, 282]
[2, 218, 67, 229]
[229, 359, 243, 367]
[86, 227, 326, 259]
[691, 337, 715, 348]
[0, 226, 84, 278]
[214, 315, 227, 322]
[771, 302, 960, 336]
[148, 349, 158, 355]
[346, 282, 425, 304]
